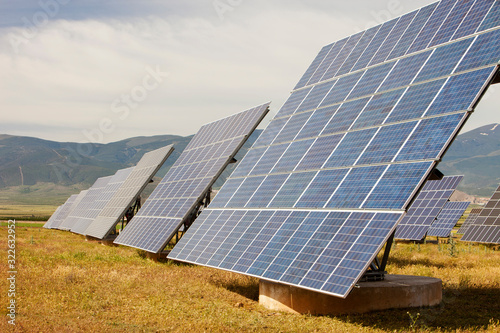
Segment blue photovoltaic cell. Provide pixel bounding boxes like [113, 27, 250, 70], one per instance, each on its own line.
[275, 88, 312, 118]
[294, 44, 333, 90]
[351, 18, 399, 72]
[388, 3, 439, 60]
[307, 39, 349, 86]
[321, 32, 365, 81]
[453, 0, 493, 39]
[407, 0, 457, 54]
[457, 208, 482, 234]
[369, 11, 417, 66]
[350, 89, 406, 129]
[478, 0, 500, 32]
[414, 38, 473, 84]
[429, 0, 475, 47]
[427, 201, 470, 237]
[336, 26, 380, 76]
[169, 0, 500, 299]
[378, 51, 432, 92]
[114, 104, 269, 252]
[462, 184, 500, 244]
[456, 29, 500, 72]
[395, 175, 463, 240]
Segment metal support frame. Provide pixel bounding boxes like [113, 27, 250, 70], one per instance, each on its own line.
[360, 231, 395, 282]
[116, 196, 142, 234]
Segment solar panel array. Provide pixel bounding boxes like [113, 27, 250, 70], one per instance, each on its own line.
[427, 201, 470, 237]
[395, 175, 463, 240]
[56, 190, 89, 230]
[114, 103, 270, 253]
[85, 145, 174, 239]
[462, 184, 500, 244]
[44, 206, 62, 229]
[72, 168, 133, 235]
[457, 207, 482, 234]
[59, 176, 112, 231]
[168, 0, 500, 298]
[45, 194, 80, 229]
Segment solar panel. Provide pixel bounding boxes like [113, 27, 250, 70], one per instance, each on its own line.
[56, 190, 90, 230]
[114, 103, 270, 253]
[462, 184, 500, 244]
[59, 176, 113, 232]
[72, 168, 133, 235]
[427, 201, 470, 237]
[395, 175, 463, 240]
[168, 0, 500, 299]
[84, 145, 174, 239]
[44, 206, 62, 229]
[457, 208, 482, 234]
[45, 194, 80, 229]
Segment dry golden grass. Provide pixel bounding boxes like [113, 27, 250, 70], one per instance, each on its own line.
[0, 226, 499, 332]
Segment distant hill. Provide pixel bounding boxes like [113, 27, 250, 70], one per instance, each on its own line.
[440, 123, 500, 197]
[0, 130, 260, 205]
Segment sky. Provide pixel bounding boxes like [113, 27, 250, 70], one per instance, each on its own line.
[0, 0, 498, 143]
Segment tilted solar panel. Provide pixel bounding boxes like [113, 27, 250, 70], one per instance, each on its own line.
[169, 0, 500, 298]
[457, 207, 482, 234]
[114, 103, 270, 253]
[462, 184, 500, 244]
[84, 145, 174, 239]
[44, 206, 61, 229]
[427, 201, 470, 237]
[56, 190, 89, 230]
[60, 176, 113, 232]
[395, 175, 463, 240]
[46, 194, 80, 229]
[72, 168, 133, 235]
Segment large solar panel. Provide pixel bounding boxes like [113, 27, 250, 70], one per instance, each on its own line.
[462, 184, 500, 244]
[427, 201, 470, 237]
[59, 176, 113, 232]
[395, 175, 463, 240]
[457, 207, 482, 234]
[46, 194, 81, 229]
[56, 190, 89, 230]
[114, 103, 270, 253]
[44, 206, 61, 229]
[85, 145, 174, 239]
[168, 0, 500, 298]
[72, 168, 133, 235]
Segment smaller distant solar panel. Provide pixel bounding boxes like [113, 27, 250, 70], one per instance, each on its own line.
[72, 168, 133, 235]
[457, 208, 482, 234]
[44, 206, 61, 229]
[395, 175, 463, 240]
[57, 190, 89, 230]
[462, 184, 500, 244]
[427, 201, 470, 238]
[60, 176, 112, 232]
[84, 145, 174, 239]
[46, 194, 80, 229]
[114, 103, 270, 253]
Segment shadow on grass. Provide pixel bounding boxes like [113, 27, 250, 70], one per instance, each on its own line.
[208, 274, 260, 301]
[335, 287, 500, 331]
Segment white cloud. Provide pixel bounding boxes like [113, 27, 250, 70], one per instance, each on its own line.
[0, 0, 498, 142]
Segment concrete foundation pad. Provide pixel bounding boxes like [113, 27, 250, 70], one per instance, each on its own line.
[259, 275, 442, 315]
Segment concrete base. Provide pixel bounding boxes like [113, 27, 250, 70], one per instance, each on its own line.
[259, 275, 442, 315]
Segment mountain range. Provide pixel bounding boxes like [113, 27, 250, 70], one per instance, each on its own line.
[0, 123, 498, 205]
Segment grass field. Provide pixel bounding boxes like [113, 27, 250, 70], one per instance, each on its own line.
[0, 205, 58, 221]
[0, 223, 499, 332]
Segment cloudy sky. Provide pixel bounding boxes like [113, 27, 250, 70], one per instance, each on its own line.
[1, 0, 498, 143]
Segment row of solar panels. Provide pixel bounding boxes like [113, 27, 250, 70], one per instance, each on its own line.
[44, 0, 500, 299]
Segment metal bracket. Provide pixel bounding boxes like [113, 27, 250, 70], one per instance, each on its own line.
[360, 231, 395, 282]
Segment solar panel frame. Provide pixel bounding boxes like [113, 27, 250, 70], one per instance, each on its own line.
[427, 201, 470, 237]
[84, 145, 174, 239]
[395, 175, 463, 241]
[461, 184, 500, 244]
[169, 0, 500, 299]
[114, 103, 270, 253]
